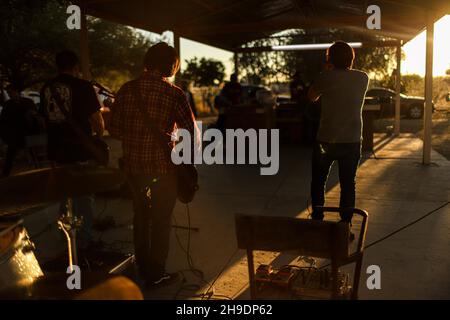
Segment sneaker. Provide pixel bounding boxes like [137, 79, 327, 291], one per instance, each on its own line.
[146, 272, 180, 289]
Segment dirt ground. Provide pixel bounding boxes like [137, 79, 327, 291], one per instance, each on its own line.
[375, 104, 450, 160]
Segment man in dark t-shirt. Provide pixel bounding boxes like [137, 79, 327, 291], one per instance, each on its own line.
[40, 56, 103, 163]
[40, 50, 104, 249]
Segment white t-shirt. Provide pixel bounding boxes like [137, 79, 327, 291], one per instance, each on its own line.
[313, 69, 369, 143]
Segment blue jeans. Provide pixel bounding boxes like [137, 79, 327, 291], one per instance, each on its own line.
[310, 141, 361, 222]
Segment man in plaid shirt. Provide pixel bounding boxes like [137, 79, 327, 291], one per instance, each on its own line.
[110, 42, 196, 288]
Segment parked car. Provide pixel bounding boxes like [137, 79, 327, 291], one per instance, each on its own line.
[366, 87, 433, 119]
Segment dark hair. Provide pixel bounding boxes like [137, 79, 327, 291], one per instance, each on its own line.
[143, 42, 180, 77]
[55, 50, 79, 71]
[327, 41, 355, 69]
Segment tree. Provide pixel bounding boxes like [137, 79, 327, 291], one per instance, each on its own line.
[87, 17, 152, 90]
[182, 57, 225, 87]
[237, 36, 293, 85]
[0, 0, 153, 92]
[0, 0, 74, 89]
[181, 57, 225, 112]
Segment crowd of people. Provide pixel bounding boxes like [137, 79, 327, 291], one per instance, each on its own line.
[0, 40, 369, 288]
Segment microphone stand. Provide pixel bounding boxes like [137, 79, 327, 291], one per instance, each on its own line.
[58, 198, 82, 271]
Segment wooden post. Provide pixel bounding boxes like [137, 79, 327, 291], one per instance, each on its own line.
[394, 44, 402, 135]
[173, 31, 181, 82]
[79, 2, 91, 80]
[423, 12, 434, 165]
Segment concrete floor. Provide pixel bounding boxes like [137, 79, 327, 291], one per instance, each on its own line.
[22, 133, 450, 300]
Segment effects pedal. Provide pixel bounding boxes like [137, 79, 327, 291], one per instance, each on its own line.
[291, 268, 351, 299]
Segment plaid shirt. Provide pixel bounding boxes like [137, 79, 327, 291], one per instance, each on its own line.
[110, 71, 196, 175]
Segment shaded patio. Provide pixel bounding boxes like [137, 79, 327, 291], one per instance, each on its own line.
[25, 133, 450, 299]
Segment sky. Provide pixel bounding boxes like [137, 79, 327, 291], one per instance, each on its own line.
[402, 15, 450, 76]
[141, 14, 450, 79]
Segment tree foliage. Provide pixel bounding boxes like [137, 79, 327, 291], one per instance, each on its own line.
[181, 57, 225, 114]
[181, 57, 225, 87]
[0, 0, 153, 91]
[402, 74, 450, 107]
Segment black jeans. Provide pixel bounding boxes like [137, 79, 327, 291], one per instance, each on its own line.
[310, 141, 361, 222]
[127, 172, 177, 281]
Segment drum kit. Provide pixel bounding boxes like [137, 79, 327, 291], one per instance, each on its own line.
[0, 165, 141, 299]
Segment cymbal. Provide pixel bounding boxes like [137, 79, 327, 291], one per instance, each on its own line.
[0, 165, 126, 216]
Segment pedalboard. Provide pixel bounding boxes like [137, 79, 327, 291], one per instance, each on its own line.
[254, 264, 352, 299]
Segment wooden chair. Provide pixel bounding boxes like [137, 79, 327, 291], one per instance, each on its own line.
[235, 207, 368, 299]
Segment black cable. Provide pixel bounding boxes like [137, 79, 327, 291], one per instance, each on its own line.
[173, 206, 204, 279]
[203, 248, 240, 300]
[363, 201, 449, 250]
[172, 205, 237, 300]
[319, 201, 450, 269]
[172, 205, 208, 300]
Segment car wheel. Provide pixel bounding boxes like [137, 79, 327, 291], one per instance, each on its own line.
[408, 104, 423, 119]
